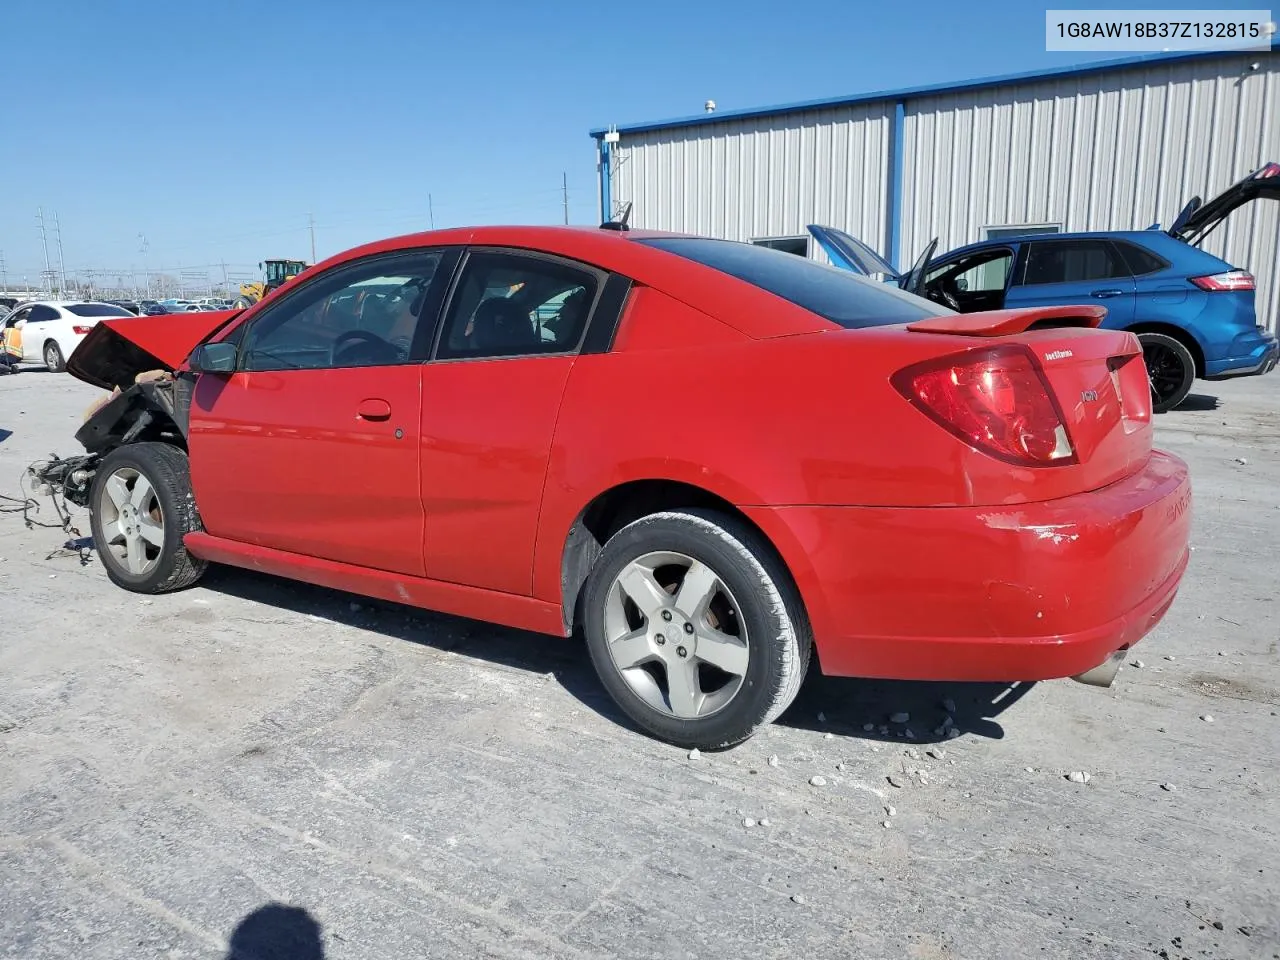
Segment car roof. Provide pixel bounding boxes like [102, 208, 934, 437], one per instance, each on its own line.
[244, 224, 829, 341]
[946, 229, 1164, 252]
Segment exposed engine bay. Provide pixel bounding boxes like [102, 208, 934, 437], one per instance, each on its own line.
[22, 309, 222, 509]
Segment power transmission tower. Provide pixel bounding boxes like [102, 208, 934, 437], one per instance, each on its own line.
[0, 250, 7, 292]
[563, 172, 569, 225]
[53, 212, 68, 294]
[36, 207, 52, 295]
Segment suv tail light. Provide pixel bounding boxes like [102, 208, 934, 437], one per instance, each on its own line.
[891, 345, 1076, 467]
[72, 325, 94, 335]
[1190, 270, 1255, 292]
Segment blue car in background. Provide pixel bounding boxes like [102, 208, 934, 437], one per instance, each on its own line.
[812, 161, 1280, 412]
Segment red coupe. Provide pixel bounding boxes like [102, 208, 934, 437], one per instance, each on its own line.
[47, 224, 1191, 748]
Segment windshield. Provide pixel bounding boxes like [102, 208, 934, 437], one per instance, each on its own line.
[65, 303, 134, 318]
[638, 237, 950, 328]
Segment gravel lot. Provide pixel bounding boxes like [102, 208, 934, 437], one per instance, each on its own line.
[1, 367, 1277, 960]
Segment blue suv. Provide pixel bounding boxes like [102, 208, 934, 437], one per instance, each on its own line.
[811, 161, 1280, 412]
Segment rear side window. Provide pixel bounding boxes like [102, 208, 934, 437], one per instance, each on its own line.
[639, 237, 948, 328]
[1112, 240, 1169, 277]
[65, 303, 133, 317]
[1021, 240, 1130, 285]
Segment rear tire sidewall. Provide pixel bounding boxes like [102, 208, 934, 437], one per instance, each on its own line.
[44, 341, 64, 372]
[1137, 331, 1194, 413]
[581, 509, 808, 750]
[89, 443, 203, 593]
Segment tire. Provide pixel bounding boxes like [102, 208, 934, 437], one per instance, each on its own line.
[231, 295, 256, 310]
[88, 442, 209, 594]
[1136, 331, 1195, 413]
[43, 340, 65, 373]
[581, 508, 812, 750]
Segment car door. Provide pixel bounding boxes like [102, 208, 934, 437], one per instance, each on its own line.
[4, 307, 31, 360]
[1002, 238, 1136, 328]
[21, 305, 60, 361]
[419, 247, 619, 596]
[187, 247, 459, 576]
[919, 246, 1016, 313]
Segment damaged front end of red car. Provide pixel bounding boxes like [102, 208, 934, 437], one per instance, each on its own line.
[26, 310, 239, 507]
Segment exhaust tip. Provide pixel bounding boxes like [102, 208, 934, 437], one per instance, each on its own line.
[1071, 648, 1127, 688]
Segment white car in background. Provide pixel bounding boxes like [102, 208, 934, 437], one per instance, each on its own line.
[1, 300, 134, 372]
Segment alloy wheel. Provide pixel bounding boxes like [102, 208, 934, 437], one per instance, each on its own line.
[602, 551, 750, 719]
[98, 466, 165, 576]
[1144, 340, 1186, 406]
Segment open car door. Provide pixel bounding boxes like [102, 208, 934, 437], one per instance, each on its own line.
[1168, 161, 1280, 246]
[900, 238, 938, 297]
[807, 224, 902, 280]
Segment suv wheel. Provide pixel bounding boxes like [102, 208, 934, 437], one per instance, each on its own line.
[1137, 332, 1195, 413]
[89, 442, 209, 593]
[581, 509, 812, 750]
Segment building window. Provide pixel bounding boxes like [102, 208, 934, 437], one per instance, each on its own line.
[750, 236, 810, 257]
[981, 223, 1062, 241]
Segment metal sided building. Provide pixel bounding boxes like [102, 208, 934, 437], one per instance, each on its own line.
[589, 44, 1280, 332]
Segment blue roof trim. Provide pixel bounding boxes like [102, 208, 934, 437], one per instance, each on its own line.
[588, 43, 1279, 139]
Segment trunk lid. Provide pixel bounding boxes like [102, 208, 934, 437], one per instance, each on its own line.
[67, 309, 239, 391]
[1168, 161, 1280, 246]
[901, 305, 1153, 492]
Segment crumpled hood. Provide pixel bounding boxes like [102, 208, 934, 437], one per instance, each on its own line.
[67, 310, 239, 391]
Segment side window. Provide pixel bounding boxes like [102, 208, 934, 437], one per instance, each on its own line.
[925, 249, 1013, 294]
[1022, 240, 1130, 286]
[5, 308, 30, 328]
[27, 305, 59, 323]
[1113, 240, 1169, 277]
[436, 251, 599, 360]
[239, 251, 448, 372]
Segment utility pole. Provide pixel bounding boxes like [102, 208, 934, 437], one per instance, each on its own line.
[563, 172, 569, 225]
[53, 211, 68, 295]
[36, 207, 52, 295]
[138, 233, 150, 298]
[0, 250, 7, 292]
[308, 213, 316, 263]
[428, 193, 435, 230]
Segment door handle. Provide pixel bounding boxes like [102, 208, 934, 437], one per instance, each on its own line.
[356, 398, 392, 421]
[1091, 288, 1125, 298]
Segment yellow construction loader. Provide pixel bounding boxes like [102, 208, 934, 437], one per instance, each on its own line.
[232, 258, 309, 309]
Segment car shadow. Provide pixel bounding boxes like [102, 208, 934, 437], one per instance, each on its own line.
[1172, 392, 1220, 412]
[199, 566, 1025, 746]
[225, 902, 325, 960]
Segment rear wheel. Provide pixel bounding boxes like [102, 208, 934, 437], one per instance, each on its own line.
[43, 340, 65, 373]
[1137, 331, 1195, 413]
[89, 442, 208, 593]
[581, 509, 811, 750]
[231, 294, 256, 310]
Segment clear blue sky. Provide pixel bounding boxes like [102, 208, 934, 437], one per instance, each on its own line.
[0, 0, 1132, 285]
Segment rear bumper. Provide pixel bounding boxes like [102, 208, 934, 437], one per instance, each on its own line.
[744, 450, 1192, 682]
[1203, 331, 1279, 379]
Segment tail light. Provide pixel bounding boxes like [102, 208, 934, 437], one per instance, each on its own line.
[891, 345, 1076, 467]
[72, 325, 94, 335]
[1190, 270, 1254, 292]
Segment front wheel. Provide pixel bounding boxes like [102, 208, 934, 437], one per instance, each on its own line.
[88, 442, 209, 593]
[581, 509, 812, 750]
[1137, 331, 1195, 413]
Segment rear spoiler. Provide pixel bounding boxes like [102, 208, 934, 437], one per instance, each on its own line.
[906, 305, 1106, 337]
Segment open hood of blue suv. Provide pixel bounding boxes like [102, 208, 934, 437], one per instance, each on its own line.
[806, 224, 937, 296]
